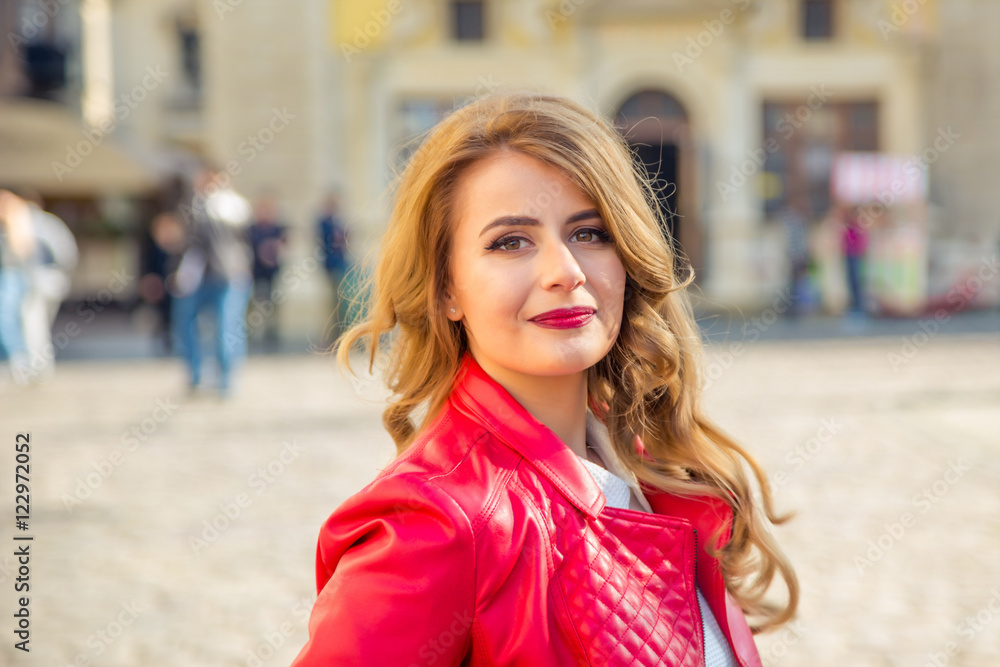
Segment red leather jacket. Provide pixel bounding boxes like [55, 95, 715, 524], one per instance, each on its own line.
[292, 356, 762, 666]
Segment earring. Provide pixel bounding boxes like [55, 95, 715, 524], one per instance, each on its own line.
[450, 307, 456, 314]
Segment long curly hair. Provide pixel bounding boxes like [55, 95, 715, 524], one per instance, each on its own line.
[337, 92, 798, 632]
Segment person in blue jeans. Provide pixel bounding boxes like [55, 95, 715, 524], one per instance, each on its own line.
[0, 190, 37, 384]
[0, 266, 30, 378]
[170, 167, 253, 397]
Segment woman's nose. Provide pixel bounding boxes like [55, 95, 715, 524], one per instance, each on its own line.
[540, 241, 586, 291]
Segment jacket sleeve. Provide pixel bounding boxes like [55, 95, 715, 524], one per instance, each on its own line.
[291, 473, 477, 666]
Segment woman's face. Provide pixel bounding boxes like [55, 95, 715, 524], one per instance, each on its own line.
[445, 150, 626, 388]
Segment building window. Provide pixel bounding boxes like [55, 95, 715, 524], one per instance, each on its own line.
[763, 100, 879, 218]
[179, 25, 200, 91]
[170, 15, 201, 109]
[175, 15, 201, 93]
[395, 98, 459, 169]
[843, 102, 878, 151]
[451, 1, 485, 42]
[24, 41, 67, 98]
[802, 0, 834, 40]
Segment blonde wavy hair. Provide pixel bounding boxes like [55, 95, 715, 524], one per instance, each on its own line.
[337, 92, 798, 632]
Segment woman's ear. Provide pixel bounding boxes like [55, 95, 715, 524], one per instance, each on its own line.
[444, 293, 463, 321]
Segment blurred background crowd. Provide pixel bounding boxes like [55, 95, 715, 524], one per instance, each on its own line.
[0, 0, 997, 390]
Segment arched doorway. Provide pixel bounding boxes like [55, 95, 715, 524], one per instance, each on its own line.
[615, 90, 702, 283]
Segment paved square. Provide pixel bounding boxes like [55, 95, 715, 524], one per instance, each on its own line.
[0, 332, 997, 666]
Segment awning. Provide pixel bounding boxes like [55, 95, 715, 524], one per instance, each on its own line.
[0, 96, 160, 197]
[831, 152, 928, 205]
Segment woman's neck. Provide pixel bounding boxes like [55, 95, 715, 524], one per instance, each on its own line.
[477, 362, 589, 459]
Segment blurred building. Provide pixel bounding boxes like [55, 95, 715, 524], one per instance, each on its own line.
[328, 0, 943, 310]
[326, 0, 998, 314]
[0, 0, 161, 301]
[1, 0, 996, 341]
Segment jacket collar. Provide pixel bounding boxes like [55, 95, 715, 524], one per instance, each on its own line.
[449, 355, 607, 519]
[448, 354, 734, 537]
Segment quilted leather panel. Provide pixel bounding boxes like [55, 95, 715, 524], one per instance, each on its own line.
[550, 501, 703, 667]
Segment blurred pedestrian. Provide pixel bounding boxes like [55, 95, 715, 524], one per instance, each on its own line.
[140, 212, 185, 354]
[0, 190, 36, 384]
[21, 195, 78, 383]
[842, 204, 869, 317]
[782, 196, 812, 317]
[248, 194, 288, 348]
[316, 193, 348, 339]
[171, 166, 253, 397]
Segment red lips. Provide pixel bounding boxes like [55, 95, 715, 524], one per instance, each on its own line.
[528, 307, 596, 329]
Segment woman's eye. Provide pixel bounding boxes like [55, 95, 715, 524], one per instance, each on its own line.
[485, 235, 526, 251]
[572, 228, 609, 243]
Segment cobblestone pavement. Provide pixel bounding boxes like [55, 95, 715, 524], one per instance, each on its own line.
[0, 332, 997, 666]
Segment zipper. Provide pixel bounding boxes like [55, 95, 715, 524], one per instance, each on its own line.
[692, 528, 706, 667]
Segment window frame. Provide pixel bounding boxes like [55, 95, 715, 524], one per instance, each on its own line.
[450, 0, 486, 43]
[762, 99, 880, 218]
[801, 0, 835, 41]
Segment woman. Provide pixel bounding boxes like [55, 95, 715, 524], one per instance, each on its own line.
[292, 93, 797, 666]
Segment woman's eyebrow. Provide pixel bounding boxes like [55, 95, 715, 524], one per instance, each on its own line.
[478, 208, 602, 238]
[565, 208, 601, 224]
[478, 216, 540, 238]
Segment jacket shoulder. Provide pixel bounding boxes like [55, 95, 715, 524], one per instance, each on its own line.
[297, 462, 478, 665]
[370, 404, 524, 535]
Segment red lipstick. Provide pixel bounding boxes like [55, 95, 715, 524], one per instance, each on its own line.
[529, 307, 596, 329]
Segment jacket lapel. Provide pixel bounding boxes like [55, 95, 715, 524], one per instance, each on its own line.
[449, 355, 606, 519]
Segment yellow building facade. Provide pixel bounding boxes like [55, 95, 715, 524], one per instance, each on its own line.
[324, 0, 941, 316]
[10, 0, 995, 341]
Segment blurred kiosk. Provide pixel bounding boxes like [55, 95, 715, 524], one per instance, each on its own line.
[831, 153, 930, 316]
